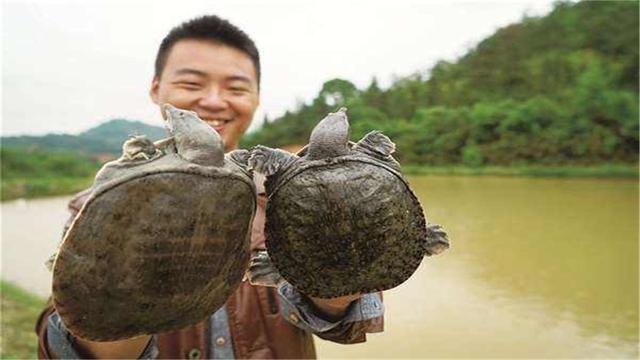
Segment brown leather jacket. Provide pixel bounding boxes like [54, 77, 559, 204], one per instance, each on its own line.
[36, 185, 384, 359]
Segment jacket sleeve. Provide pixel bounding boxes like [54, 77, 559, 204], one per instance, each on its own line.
[36, 189, 88, 359]
[36, 302, 158, 360]
[35, 301, 57, 359]
[277, 282, 384, 344]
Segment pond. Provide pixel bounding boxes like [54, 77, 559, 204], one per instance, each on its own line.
[1, 176, 637, 358]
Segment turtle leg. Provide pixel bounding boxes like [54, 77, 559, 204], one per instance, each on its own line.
[424, 223, 450, 256]
[153, 136, 175, 150]
[354, 131, 396, 157]
[245, 250, 285, 288]
[248, 145, 297, 177]
[227, 149, 250, 168]
[353, 131, 401, 170]
[121, 136, 158, 162]
[131, 152, 151, 161]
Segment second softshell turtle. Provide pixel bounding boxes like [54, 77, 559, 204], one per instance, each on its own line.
[248, 108, 450, 298]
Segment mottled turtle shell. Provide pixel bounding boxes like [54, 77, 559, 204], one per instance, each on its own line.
[251, 109, 448, 298]
[51, 105, 256, 341]
[263, 149, 427, 298]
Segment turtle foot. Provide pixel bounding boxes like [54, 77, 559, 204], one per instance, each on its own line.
[424, 223, 450, 256]
[248, 145, 297, 177]
[245, 250, 285, 288]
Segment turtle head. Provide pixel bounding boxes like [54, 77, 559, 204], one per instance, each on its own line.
[162, 104, 225, 166]
[162, 103, 200, 138]
[307, 108, 350, 160]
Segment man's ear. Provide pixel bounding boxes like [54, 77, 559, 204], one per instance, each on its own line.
[149, 77, 160, 105]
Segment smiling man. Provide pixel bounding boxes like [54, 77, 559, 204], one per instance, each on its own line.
[150, 38, 258, 151]
[36, 15, 383, 359]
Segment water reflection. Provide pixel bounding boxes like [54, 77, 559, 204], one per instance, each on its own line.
[1, 196, 70, 297]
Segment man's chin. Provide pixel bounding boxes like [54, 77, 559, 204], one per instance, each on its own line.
[221, 135, 233, 152]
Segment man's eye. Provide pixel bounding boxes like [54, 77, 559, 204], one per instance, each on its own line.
[178, 82, 202, 89]
[229, 87, 249, 93]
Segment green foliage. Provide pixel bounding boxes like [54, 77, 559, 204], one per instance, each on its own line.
[1, 146, 101, 179]
[462, 145, 484, 167]
[243, 1, 638, 166]
[0, 281, 46, 359]
[1, 146, 100, 200]
[1, 176, 95, 201]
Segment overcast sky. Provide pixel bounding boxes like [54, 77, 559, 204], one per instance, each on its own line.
[1, 0, 555, 136]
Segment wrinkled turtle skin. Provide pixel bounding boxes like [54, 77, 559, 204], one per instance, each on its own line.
[248, 108, 450, 298]
[51, 104, 256, 341]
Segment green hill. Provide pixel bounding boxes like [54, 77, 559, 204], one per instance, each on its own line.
[0, 146, 101, 200]
[2, 119, 166, 156]
[0, 119, 166, 200]
[241, 1, 639, 166]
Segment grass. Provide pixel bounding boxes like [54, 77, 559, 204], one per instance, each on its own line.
[402, 163, 639, 178]
[0, 281, 47, 359]
[1, 176, 94, 202]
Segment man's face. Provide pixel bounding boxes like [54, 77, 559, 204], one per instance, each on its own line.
[150, 39, 259, 151]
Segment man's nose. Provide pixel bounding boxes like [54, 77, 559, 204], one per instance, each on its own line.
[198, 89, 229, 110]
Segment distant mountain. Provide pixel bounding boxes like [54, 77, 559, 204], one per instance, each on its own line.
[1, 119, 166, 156]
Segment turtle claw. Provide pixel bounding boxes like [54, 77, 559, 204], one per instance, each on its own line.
[228, 149, 251, 171]
[354, 131, 396, 157]
[121, 135, 158, 162]
[248, 146, 297, 177]
[353, 131, 400, 170]
[245, 250, 285, 288]
[424, 223, 450, 256]
[247, 145, 268, 172]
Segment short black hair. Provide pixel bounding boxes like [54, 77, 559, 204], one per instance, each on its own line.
[154, 15, 260, 86]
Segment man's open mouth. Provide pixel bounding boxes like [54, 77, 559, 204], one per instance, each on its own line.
[203, 119, 232, 133]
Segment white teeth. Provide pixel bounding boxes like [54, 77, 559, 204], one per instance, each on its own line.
[208, 120, 225, 127]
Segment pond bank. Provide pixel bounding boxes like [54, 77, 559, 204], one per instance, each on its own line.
[1, 176, 93, 202]
[1, 164, 636, 202]
[403, 163, 638, 178]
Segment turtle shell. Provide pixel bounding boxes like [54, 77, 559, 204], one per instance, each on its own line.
[264, 153, 427, 298]
[52, 153, 255, 341]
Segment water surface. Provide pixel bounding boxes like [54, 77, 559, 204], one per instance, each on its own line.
[1, 176, 637, 358]
[316, 176, 638, 358]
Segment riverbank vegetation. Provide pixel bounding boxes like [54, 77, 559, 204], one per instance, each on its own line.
[403, 164, 638, 178]
[242, 1, 638, 169]
[1, 147, 100, 201]
[0, 281, 46, 358]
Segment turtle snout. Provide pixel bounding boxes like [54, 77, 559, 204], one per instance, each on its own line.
[162, 104, 184, 120]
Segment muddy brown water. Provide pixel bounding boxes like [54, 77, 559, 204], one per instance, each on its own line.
[1, 176, 637, 358]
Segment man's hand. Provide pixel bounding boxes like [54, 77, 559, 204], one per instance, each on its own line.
[308, 294, 362, 322]
[246, 251, 364, 321]
[72, 335, 152, 359]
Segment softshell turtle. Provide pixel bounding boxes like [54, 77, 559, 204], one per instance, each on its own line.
[247, 108, 449, 298]
[51, 104, 256, 341]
